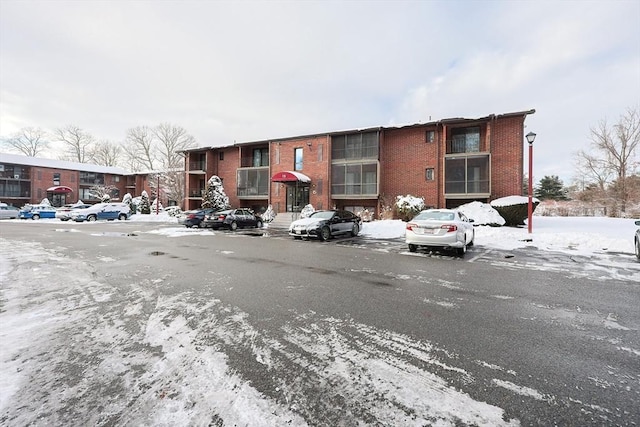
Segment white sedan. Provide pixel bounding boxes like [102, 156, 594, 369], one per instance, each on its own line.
[405, 209, 475, 256]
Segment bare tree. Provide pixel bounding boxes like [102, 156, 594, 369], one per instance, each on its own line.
[123, 126, 156, 171]
[2, 127, 50, 156]
[92, 140, 122, 167]
[574, 106, 640, 213]
[54, 125, 95, 163]
[152, 123, 196, 169]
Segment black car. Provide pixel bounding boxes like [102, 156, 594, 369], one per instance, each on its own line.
[288, 210, 361, 241]
[178, 208, 219, 228]
[203, 208, 263, 230]
[635, 220, 640, 260]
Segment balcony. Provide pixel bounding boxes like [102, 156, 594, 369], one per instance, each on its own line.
[237, 167, 269, 198]
[188, 189, 205, 198]
[188, 161, 206, 172]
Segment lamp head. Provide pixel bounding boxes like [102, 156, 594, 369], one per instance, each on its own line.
[526, 132, 536, 145]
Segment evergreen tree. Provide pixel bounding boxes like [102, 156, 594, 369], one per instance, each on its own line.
[122, 193, 136, 215]
[139, 190, 151, 214]
[201, 176, 230, 210]
[534, 175, 569, 200]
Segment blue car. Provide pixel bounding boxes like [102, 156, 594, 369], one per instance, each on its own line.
[70, 203, 131, 222]
[19, 204, 58, 220]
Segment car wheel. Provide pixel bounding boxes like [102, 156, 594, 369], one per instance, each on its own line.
[118, 214, 127, 220]
[468, 230, 475, 247]
[256, 220, 263, 229]
[88, 215, 97, 222]
[635, 238, 640, 260]
[230, 221, 238, 231]
[319, 226, 331, 241]
[350, 223, 359, 237]
[32, 214, 40, 220]
[408, 244, 417, 253]
[185, 224, 193, 228]
[456, 245, 467, 257]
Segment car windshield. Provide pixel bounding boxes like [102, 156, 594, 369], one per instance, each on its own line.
[310, 211, 335, 219]
[415, 211, 455, 221]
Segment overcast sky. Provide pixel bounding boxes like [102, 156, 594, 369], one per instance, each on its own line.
[1, 0, 638, 184]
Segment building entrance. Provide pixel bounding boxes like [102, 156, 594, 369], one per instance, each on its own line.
[285, 184, 309, 212]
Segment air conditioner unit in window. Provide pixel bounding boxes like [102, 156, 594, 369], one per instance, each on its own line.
[14, 174, 20, 179]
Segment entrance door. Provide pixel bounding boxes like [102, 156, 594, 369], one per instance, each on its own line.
[286, 184, 309, 212]
[49, 193, 67, 207]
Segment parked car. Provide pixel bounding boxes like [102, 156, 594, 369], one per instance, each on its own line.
[203, 208, 263, 230]
[405, 208, 474, 256]
[55, 203, 92, 221]
[70, 203, 130, 222]
[178, 208, 219, 228]
[0, 203, 19, 219]
[19, 204, 58, 220]
[635, 220, 640, 260]
[164, 206, 183, 217]
[289, 209, 361, 241]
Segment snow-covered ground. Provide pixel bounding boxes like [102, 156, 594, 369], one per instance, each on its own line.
[120, 207, 639, 258]
[1, 208, 639, 426]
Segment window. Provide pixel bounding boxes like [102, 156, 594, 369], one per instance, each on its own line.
[53, 173, 60, 186]
[253, 148, 269, 167]
[219, 151, 224, 161]
[444, 155, 489, 194]
[426, 130, 435, 143]
[449, 127, 480, 153]
[331, 163, 378, 196]
[331, 131, 379, 161]
[237, 169, 269, 197]
[113, 176, 120, 183]
[294, 148, 303, 170]
[425, 168, 434, 181]
[79, 172, 104, 185]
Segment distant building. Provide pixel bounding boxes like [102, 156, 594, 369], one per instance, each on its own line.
[182, 110, 535, 219]
[0, 153, 162, 208]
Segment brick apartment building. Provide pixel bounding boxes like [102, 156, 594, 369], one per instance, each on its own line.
[183, 109, 535, 219]
[0, 153, 156, 208]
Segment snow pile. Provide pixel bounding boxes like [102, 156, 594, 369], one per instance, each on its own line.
[458, 201, 505, 226]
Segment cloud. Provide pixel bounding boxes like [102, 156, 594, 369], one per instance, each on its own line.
[1, 0, 638, 184]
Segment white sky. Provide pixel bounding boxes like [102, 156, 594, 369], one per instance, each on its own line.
[1, 0, 639, 185]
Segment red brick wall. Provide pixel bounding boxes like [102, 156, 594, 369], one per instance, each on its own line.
[489, 116, 525, 198]
[270, 135, 329, 213]
[217, 147, 240, 208]
[380, 126, 440, 208]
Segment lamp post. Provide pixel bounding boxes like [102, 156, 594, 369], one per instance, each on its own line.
[526, 131, 536, 234]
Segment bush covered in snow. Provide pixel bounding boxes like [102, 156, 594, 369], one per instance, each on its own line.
[491, 196, 539, 226]
[395, 195, 425, 221]
[300, 204, 315, 218]
[123, 193, 136, 215]
[261, 205, 276, 223]
[457, 201, 505, 226]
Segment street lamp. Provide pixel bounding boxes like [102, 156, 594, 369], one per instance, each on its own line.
[526, 131, 536, 234]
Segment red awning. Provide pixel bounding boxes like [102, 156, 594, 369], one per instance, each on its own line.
[46, 186, 73, 193]
[271, 171, 311, 183]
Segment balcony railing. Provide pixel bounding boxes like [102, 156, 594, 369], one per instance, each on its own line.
[189, 189, 205, 198]
[189, 161, 206, 171]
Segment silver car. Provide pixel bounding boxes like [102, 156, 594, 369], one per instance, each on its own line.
[0, 203, 19, 219]
[405, 209, 475, 256]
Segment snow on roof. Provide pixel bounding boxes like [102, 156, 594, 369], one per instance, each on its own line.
[0, 152, 130, 175]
